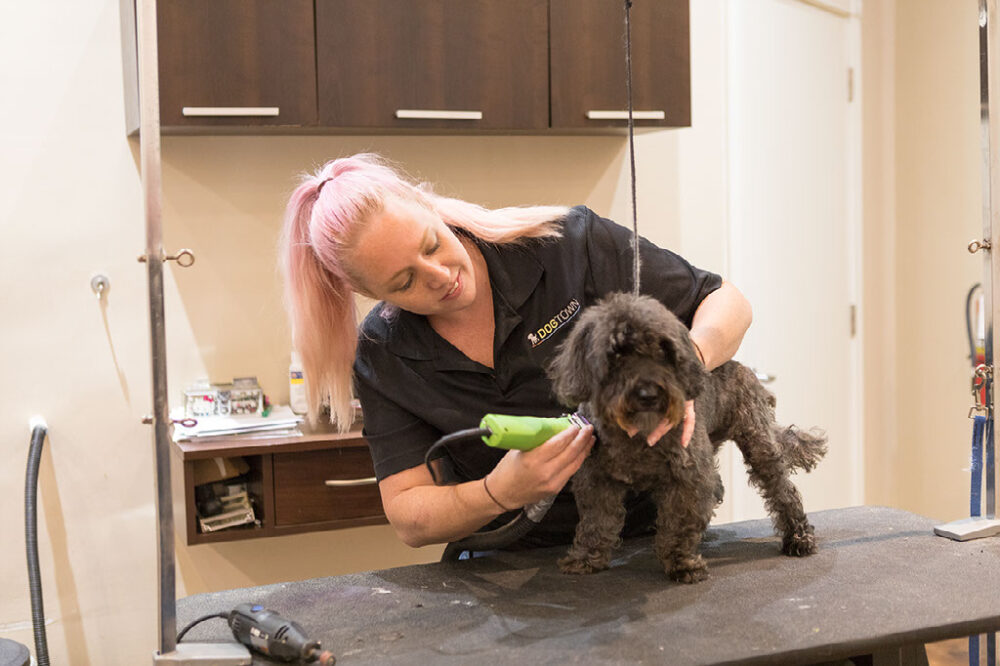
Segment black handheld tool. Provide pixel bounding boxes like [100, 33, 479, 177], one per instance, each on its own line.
[228, 603, 336, 665]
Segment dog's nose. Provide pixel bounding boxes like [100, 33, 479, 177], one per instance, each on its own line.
[636, 384, 659, 407]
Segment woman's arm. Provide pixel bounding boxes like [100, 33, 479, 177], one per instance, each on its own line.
[688, 281, 753, 371]
[378, 424, 595, 547]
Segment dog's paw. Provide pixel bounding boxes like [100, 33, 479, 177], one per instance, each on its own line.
[667, 555, 709, 584]
[558, 554, 609, 575]
[781, 525, 817, 556]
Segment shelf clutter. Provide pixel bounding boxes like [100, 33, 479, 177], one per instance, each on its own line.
[171, 404, 304, 443]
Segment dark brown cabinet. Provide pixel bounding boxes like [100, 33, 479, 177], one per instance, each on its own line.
[123, 0, 318, 133]
[170, 424, 386, 545]
[550, 0, 691, 129]
[123, 1, 690, 133]
[316, 0, 549, 131]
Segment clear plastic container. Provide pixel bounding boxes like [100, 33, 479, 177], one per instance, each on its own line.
[289, 351, 308, 415]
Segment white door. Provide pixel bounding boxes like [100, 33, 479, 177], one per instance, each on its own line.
[721, 0, 862, 522]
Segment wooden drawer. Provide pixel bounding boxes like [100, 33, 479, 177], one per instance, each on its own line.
[273, 448, 385, 527]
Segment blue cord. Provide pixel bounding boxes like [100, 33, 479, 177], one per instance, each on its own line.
[971, 415, 986, 517]
[968, 415, 992, 666]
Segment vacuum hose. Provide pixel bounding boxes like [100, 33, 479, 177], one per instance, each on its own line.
[25, 417, 50, 666]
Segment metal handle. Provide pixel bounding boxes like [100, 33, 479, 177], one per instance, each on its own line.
[970, 239, 993, 253]
[395, 109, 483, 120]
[586, 110, 666, 121]
[181, 107, 279, 117]
[325, 477, 377, 487]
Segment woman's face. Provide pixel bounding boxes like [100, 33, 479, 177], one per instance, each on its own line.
[345, 197, 478, 316]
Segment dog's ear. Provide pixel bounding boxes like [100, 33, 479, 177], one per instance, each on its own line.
[546, 315, 599, 407]
[661, 329, 708, 400]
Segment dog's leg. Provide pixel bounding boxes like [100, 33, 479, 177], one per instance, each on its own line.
[734, 425, 817, 556]
[558, 459, 629, 575]
[652, 452, 717, 583]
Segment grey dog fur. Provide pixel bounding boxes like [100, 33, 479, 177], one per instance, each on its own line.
[546, 292, 827, 582]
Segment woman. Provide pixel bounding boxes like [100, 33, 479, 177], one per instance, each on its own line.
[281, 153, 752, 550]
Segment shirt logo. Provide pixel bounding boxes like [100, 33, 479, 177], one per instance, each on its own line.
[528, 298, 581, 348]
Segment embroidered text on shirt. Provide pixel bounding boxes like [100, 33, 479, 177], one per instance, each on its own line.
[527, 298, 581, 348]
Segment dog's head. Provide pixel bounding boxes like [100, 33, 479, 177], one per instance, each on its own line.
[547, 292, 707, 440]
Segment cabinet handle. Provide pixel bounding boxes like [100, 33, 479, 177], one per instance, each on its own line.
[395, 109, 483, 120]
[585, 110, 666, 121]
[325, 477, 377, 487]
[182, 107, 280, 117]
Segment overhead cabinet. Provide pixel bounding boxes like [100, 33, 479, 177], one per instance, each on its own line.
[123, 0, 318, 133]
[316, 0, 549, 130]
[122, 0, 690, 134]
[550, 0, 691, 129]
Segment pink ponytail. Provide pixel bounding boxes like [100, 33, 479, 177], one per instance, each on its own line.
[280, 153, 569, 431]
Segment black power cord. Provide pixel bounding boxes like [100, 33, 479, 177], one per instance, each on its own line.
[423, 427, 491, 485]
[176, 612, 229, 643]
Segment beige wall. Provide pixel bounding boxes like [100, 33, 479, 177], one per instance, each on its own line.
[4, 0, 987, 663]
[0, 2, 731, 663]
[862, 0, 983, 520]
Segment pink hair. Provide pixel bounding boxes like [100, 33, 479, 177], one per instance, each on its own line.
[280, 153, 568, 430]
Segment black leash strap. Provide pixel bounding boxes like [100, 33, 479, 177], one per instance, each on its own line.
[624, 0, 640, 296]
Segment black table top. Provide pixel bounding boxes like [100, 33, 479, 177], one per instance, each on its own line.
[177, 506, 1000, 664]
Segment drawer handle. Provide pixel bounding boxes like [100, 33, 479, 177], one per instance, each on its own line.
[182, 107, 280, 117]
[395, 109, 483, 120]
[585, 110, 666, 121]
[325, 477, 378, 487]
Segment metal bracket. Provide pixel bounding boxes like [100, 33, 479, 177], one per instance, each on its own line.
[138, 248, 196, 267]
[153, 642, 251, 665]
[969, 239, 993, 253]
[970, 364, 994, 418]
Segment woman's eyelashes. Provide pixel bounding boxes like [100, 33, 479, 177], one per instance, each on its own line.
[395, 238, 441, 292]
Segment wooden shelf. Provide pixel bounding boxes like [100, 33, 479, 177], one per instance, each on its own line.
[169, 421, 387, 545]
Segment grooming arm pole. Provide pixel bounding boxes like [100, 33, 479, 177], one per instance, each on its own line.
[135, 0, 248, 662]
[936, 0, 1000, 541]
[983, 0, 1000, 521]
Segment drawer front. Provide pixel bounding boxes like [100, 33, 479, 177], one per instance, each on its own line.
[273, 448, 384, 526]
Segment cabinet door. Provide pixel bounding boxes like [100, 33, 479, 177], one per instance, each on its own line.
[316, 0, 548, 130]
[550, 0, 691, 129]
[156, 0, 317, 128]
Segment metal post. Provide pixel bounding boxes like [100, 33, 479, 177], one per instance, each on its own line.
[934, 0, 1000, 542]
[135, 0, 176, 655]
[135, 1, 249, 663]
[981, 0, 999, 520]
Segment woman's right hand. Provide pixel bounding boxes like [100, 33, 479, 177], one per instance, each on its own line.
[485, 424, 595, 509]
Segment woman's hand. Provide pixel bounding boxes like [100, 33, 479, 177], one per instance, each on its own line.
[644, 400, 696, 448]
[486, 424, 595, 509]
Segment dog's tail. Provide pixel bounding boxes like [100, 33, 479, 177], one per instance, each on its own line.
[773, 425, 827, 472]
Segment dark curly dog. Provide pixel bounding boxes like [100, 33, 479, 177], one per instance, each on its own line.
[547, 292, 827, 582]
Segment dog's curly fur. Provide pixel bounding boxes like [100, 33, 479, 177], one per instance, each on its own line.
[547, 292, 827, 582]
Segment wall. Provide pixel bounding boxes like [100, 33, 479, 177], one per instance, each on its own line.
[0, 1, 730, 663]
[861, 0, 983, 521]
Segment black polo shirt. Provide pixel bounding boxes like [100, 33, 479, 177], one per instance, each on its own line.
[353, 205, 722, 544]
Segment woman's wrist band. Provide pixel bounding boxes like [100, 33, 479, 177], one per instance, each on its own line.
[483, 475, 512, 512]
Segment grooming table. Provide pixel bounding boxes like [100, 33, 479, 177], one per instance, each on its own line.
[177, 506, 1000, 664]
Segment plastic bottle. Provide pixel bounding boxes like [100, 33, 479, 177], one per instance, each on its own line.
[289, 351, 308, 415]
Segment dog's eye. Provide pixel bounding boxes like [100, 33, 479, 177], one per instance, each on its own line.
[611, 323, 634, 355]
